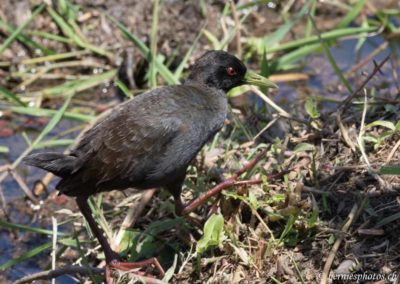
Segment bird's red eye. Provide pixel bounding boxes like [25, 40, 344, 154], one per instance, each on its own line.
[226, 67, 237, 76]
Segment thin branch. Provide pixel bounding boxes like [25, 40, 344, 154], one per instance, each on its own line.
[181, 149, 288, 215]
[332, 55, 390, 114]
[12, 265, 104, 284]
[114, 188, 156, 249]
[319, 203, 359, 284]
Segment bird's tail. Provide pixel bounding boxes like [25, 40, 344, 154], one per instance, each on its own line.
[23, 152, 76, 178]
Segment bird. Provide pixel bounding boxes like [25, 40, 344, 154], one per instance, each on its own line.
[23, 50, 278, 282]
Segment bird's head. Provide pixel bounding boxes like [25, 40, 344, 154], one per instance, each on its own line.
[187, 50, 278, 92]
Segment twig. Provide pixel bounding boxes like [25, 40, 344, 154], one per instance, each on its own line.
[9, 169, 38, 203]
[181, 150, 266, 214]
[332, 55, 390, 114]
[336, 112, 356, 152]
[114, 188, 156, 249]
[250, 87, 313, 127]
[12, 265, 104, 284]
[357, 90, 392, 191]
[319, 203, 359, 284]
[345, 41, 389, 77]
[385, 139, 400, 164]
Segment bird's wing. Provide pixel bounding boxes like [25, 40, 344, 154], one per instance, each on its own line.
[62, 87, 187, 193]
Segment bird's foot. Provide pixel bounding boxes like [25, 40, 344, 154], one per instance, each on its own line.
[106, 257, 165, 284]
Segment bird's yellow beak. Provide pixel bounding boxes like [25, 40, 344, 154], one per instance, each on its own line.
[243, 70, 278, 89]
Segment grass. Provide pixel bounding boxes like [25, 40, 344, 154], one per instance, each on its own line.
[0, 0, 400, 283]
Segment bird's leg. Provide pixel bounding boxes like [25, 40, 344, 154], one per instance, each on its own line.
[76, 197, 119, 263]
[180, 150, 267, 216]
[173, 194, 184, 216]
[75, 197, 165, 283]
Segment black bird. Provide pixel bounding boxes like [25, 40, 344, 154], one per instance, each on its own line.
[23, 50, 277, 282]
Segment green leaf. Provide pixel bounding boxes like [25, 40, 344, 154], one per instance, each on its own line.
[362, 134, 377, 144]
[196, 213, 225, 254]
[227, 85, 252, 98]
[366, 120, 396, 131]
[248, 191, 259, 209]
[119, 230, 141, 252]
[162, 254, 178, 283]
[305, 96, 320, 119]
[395, 121, 400, 131]
[380, 165, 400, 175]
[294, 143, 315, 153]
[0, 146, 9, 153]
[146, 218, 184, 235]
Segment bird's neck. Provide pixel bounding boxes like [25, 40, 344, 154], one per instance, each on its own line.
[183, 79, 226, 97]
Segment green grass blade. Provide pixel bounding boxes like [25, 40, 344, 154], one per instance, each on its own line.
[173, 30, 202, 80]
[249, 26, 377, 55]
[309, 16, 353, 93]
[12, 93, 74, 167]
[47, 6, 112, 59]
[202, 29, 220, 49]
[0, 219, 68, 236]
[41, 70, 116, 97]
[34, 139, 75, 149]
[0, 3, 46, 56]
[0, 86, 27, 106]
[0, 18, 54, 55]
[305, 0, 317, 37]
[27, 30, 72, 44]
[114, 78, 133, 98]
[107, 14, 178, 85]
[9, 106, 93, 122]
[0, 242, 53, 271]
[149, 0, 160, 87]
[275, 43, 321, 70]
[248, 2, 310, 55]
[338, 0, 366, 28]
[271, 26, 377, 53]
[380, 165, 400, 175]
[32, 96, 73, 143]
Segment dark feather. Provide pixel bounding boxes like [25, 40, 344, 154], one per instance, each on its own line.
[23, 152, 77, 178]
